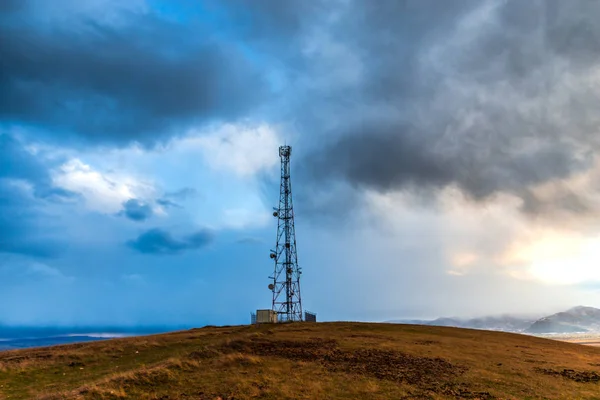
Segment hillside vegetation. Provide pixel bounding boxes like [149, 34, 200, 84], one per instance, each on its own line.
[1, 322, 600, 399]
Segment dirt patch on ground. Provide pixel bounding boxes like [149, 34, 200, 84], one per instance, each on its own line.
[414, 340, 440, 346]
[330, 347, 466, 386]
[223, 338, 493, 398]
[535, 367, 600, 383]
[347, 333, 389, 340]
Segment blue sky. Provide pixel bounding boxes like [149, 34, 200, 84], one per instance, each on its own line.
[3, 0, 600, 328]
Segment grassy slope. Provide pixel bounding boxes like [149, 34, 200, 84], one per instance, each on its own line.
[0, 322, 600, 399]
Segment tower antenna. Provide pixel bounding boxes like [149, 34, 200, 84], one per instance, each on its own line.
[270, 145, 303, 322]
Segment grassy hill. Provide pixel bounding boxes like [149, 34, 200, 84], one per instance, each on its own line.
[1, 322, 600, 399]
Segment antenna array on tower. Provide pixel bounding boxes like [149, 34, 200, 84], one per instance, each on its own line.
[251, 145, 314, 325]
[269, 145, 303, 322]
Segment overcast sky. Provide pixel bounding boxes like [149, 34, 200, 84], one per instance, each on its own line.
[2, 0, 600, 327]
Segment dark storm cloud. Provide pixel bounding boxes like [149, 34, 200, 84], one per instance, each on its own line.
[0, 3, 267, 145]
[0, 0, 321, 147]
[120, 199, 153, 221]
[310, 122, 591, 202]
[294, 0, 600, 217]
[126, 228, 213, 255]
[4, 0, 600, 220]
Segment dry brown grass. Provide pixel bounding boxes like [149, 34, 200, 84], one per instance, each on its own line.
[1, 322, 600, 399]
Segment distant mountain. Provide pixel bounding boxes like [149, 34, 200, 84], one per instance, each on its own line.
[526, 306, 600, 334]
[389, 306, 600, 334]
[388, 315, 537, 333]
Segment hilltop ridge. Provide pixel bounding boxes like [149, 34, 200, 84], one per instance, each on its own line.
[1, 322, 600, 399]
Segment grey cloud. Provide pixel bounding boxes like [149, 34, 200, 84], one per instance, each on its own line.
[310, 122, 591, 202]
[296, 0, 600, 218]
[5, 0, 600, 222]
[0, 5, 268, 145]
[0, 0, 323, 148]
[544, 0, 600, 65]
[120, 199, 153, 222]
[126, 228, 213, 255]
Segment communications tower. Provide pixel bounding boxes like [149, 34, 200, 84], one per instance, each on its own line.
[269, 145, 303, 322]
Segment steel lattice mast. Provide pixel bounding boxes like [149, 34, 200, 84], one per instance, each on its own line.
[269, 145, 303, 322]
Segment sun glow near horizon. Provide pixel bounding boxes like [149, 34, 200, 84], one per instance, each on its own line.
[503, 232, 600, 286]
